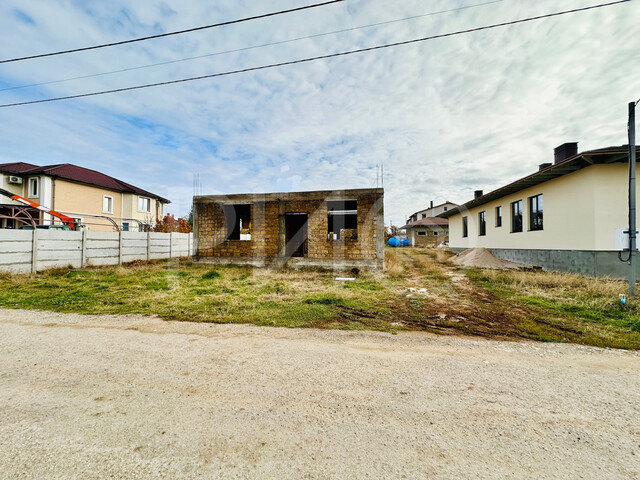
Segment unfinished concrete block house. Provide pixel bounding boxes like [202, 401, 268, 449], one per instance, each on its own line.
[193, 188, 384, 269]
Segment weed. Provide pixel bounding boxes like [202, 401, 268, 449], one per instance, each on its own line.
[201, 270, 221, 280]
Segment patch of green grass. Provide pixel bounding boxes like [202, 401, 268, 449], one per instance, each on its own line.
[303, 294, 346, 306]
[201, 269, 220, 280]
[466, 267, 640, 349]
[342, 281, 384, 291]
[0, 259, 398, 332]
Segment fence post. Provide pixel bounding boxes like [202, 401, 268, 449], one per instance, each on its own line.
[81, 229, 87, 267]
[169, 232, 173, 259]
[31, 229, 38, 273]
[187, 232, 191, 256]
[118, 231, 123, 265]
[147, 231, 151, 261]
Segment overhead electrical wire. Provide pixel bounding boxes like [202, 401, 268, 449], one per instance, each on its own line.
[0, 0, 344, 64]
[0, 0, 629, 109]
[0, 0, 504, 93]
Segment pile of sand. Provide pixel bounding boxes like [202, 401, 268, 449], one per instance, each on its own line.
[451, 248, 522, 270]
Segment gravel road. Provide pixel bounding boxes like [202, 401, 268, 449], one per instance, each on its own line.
[1, 308, 639, 479]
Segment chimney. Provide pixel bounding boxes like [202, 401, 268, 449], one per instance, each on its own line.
[554, 142, 578, 164]
[539, 163, 552, 171]
[430, 200, 433, 209]
[474, 190, 483, 199]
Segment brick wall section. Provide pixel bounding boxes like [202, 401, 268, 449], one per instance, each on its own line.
[194, 189, 383, 263]
[408, 225, 448, 247]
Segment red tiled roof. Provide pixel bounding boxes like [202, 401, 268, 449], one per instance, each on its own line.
[403, 217, 449, 229]
[0, 162, 39, 173]
[0, 162, 170, 203]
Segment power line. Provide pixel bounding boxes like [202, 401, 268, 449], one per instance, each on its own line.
[0, 0, 343, 64]
[0, 0, 504, 93]
[0, 0, 629, 109]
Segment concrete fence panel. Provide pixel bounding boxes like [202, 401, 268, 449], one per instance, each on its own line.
[0, 230, 194, 274]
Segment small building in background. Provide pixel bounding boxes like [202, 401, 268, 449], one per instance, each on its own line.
[402, 200, 457, 246]
[193, 188, 384, 269]
[402, 217, 449, 246]
[0, 162, 169, 231]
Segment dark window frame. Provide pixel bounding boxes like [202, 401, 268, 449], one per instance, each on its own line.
[478, 211, 486, 236]
[529, 194, 543, 231]
[462, 216, 468, 238]
[495, 206, 502, 227]
[327, 200, 358, 241]
[511, 200, 523, 233]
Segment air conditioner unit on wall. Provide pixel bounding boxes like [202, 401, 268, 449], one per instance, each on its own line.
[8, 176, 23, 184]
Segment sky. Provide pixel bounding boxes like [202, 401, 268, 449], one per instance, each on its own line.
[0, 0, 638, 225]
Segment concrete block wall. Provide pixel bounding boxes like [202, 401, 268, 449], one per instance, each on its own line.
[194, 189, 384, 268]
[450, 246, 639, 279]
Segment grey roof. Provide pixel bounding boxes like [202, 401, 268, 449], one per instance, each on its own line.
[440, 145, 636, 218]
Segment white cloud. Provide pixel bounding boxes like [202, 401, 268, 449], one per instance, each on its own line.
[0, 0, 638, 224]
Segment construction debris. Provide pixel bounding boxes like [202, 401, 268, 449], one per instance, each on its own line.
[450, 248, 523, 270]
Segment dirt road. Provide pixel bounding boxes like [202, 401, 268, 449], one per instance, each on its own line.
[1, 309, 639, 479]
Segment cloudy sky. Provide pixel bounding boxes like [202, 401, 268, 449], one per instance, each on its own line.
[0, 0, 638, 225]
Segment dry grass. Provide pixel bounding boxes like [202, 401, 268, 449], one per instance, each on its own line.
[0, 249, 639, 349]
[384, 249, 405, 276]
[478, 268, 627, 298]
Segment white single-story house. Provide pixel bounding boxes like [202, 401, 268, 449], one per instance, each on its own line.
[440, 143, 639, 277]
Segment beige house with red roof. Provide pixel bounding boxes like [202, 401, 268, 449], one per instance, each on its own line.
[0, 162, 170, 231]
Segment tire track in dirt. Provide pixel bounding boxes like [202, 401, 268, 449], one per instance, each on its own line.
[394, 249, 576, 342]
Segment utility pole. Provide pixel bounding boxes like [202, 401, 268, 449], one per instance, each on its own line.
[629, 101, 637, 296]
[381, 164, 384, 189]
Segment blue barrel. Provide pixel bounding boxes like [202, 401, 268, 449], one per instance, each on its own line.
[401, 238, 410, 246]
[388, 237, 400, 247]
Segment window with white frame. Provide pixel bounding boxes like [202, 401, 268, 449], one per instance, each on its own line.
[138, 196, 151, 213]
[417, 231, 426, 236]
[28, 178, 38, 198]
[103, 195, 113, 214]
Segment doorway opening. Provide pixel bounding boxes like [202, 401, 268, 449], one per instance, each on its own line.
[285, 214, 308, 257]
